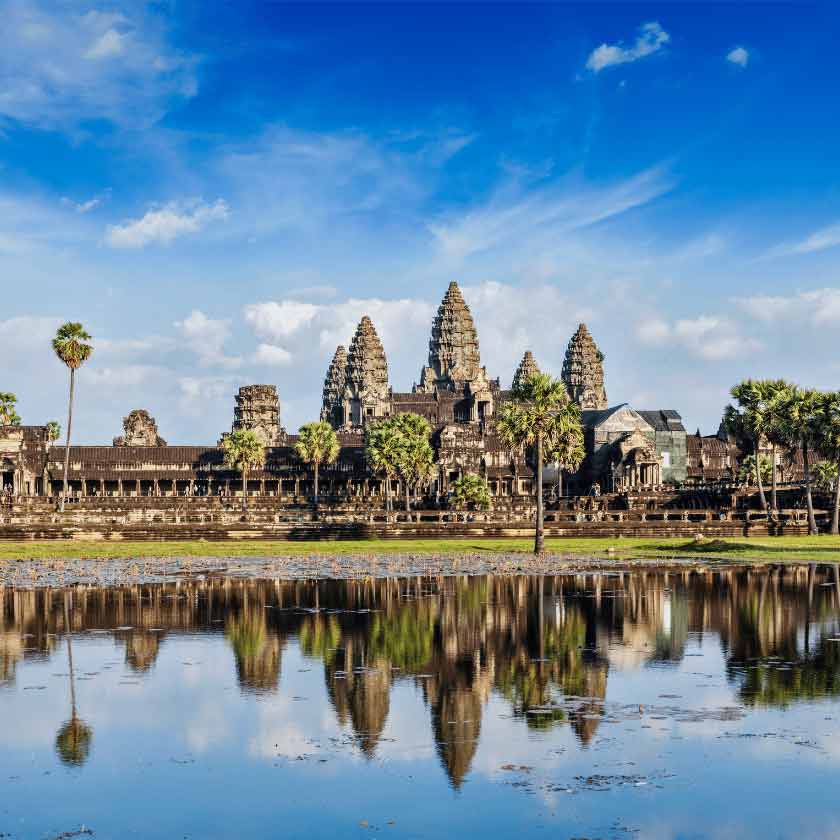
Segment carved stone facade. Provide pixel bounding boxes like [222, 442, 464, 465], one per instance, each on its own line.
[340, 316, 391, 429]
[321, 345, 348, 426]
[562, 324, 608, 410]
[231, 385, 285, 447]
[113, 410, 167, 447]
[511, 351, 540, 390]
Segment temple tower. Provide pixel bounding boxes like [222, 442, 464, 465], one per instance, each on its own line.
[511, 351, 540, 391]
[561, 324, 607, 410]
[231, 385, 285, 446]
[342, 316, 390, 428]
[113, 410, 167, 446]
[418, 281, 484, 393]
[321, 345, 348, 427]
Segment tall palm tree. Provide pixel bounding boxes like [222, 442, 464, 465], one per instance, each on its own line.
[497, 372, 584, 554]
[365, 419, 402, 516]
[52, 323, 93, 512]
[817, 392, 840, 535]
[763, 379, 796, 517]
[392, 413, 434, 514]
[728, 379, 771, 512]
[222, 429, 264, 512]
[780, 387, 822, 535]
[294, 421, 340, 504]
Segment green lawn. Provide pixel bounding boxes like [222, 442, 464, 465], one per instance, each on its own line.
[2, 535, 840, 562]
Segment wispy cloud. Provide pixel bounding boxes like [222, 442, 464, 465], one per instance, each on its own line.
[771, 222, 840, 256]
[636, 314, 761, 361]
[106, 199, 229, 248]
[735, 288, 840, 325]
[726, 46, 750, 68]
[586, 22, 670, 73]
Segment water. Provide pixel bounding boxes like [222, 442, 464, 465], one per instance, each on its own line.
[3, 565, 840, 839]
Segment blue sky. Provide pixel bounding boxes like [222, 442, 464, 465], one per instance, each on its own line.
[3, 1, 840, 443]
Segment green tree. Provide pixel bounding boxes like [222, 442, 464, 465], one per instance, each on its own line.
[813, 460, 838, 492]
[294, 421, 340, 503]
[779, 387, 822, 535]
[0, 392, 21, 426]
[450, 473, 490, 517]
[52, 323, 93, 512]
[392, 413, 434, 514]
[497, 372, 584, 554]
[364, 418, 402, 515]
[728, 379, 775, 512]
[222, 429, 264, 512]
[761, 379, 796, 516]
[46, 420, 61, 445]
[816, 392, 840, 534]
[738, 454, 772, 487]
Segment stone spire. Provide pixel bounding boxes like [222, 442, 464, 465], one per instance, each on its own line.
[345, 316, 389, 402]
[113, 409, 167, 446]
[511, 351, 540, 391]
[231, 385, 285, 446]
[561, 324, 607, 410]
[418, 281, 483, 392]
[321, 345, 348, 424]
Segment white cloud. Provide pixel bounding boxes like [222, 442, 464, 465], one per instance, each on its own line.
[106, 199, 229, 248]
[84, 28, 126, 60]
[177, 376, 237, 419]
[726, 46, 750, 68]
[244, 301, 320, 340]
[0, 1, 197, 129]
[586, 22, 670, 73]
[736, 288, 840, 325]
[175, 310, 242, 369]
[61, 189, 111, 214]
[774, 222, 840, 256]
[636, 314, 761, 361]
[87, 364, 165, 387]
[253, 343, 292, 366]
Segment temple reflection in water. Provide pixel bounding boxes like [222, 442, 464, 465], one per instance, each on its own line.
[3, 566, 840, 785]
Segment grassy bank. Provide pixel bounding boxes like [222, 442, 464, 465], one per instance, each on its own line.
[1, 535, 840, 563]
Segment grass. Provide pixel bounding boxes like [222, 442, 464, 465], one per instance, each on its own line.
[2, 535, 840, 562]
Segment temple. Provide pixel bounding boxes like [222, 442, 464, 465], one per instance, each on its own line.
[0, 281, 756, 502]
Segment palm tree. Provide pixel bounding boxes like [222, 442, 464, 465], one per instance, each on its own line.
[0, 392, 21, 425]
[294, 421, 340, 504]
[763, 379, 796, 517]
[780, 387, 822, 535]
[222, 429, 264, 512]
[56, 593, 92, 767]
[816, 392, 840, 535]
[450, 473, 490, 520]
[365, 419, 402, 516]
[52, 323, 93, 512]
[497, 372, 584, 554]
[728, 380, 772, 512]
[46, 420, 61, 447]
[392, 413, 434, 515]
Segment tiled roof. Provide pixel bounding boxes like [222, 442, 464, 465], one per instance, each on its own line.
[637, 410, 686, 433]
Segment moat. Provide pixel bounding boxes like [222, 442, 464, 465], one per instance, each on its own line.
[3, 565, 840, 838]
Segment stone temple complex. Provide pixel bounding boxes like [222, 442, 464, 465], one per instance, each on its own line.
[0, 281, 766, 505]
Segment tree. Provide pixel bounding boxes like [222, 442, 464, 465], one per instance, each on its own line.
[392, 413, 434, 515]
[497, 372, 584, 554]
[365, 418, 402, 516]
[46, 420, 61, 446]
[728, 380, 773, 513]
[815, 392, 840, 534]
[762, 379, 796, 517]
[294, 421, 340, 503]
[56, 593, 92, 767]
[52, 323, 93, 512]
[222, 429, 264, 512]
[779, 387, 822, 535]
[0, 392, 21, 426]
[738, 454, 772, 487]
[450, 473, 490, 518]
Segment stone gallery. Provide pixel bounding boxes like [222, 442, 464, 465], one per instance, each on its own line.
[0, 282, 725, 501]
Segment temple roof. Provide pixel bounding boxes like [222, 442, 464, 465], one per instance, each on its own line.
[322, 345, 348, 408]
[346, 316, 389, 398]
[511, 350, 540, 390]
[562, 323, 608, 410]
[637, 409, 686, 433]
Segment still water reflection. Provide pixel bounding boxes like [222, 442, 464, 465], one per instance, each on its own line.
[3, 566, 840, 838]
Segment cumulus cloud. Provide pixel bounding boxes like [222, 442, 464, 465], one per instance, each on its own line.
[735, 288, 840, 325]
[175, 310, 242, 369]
[0, 1, 197, 129]
[726, 46, 750, 68]
[253, 343, 292, 366]
[178, 376, 237, 419]
[636, 314, 761, 361]
[243, 301, 320, 340]
[106, 199, 229, 248]
[586, 22, 670, 73]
